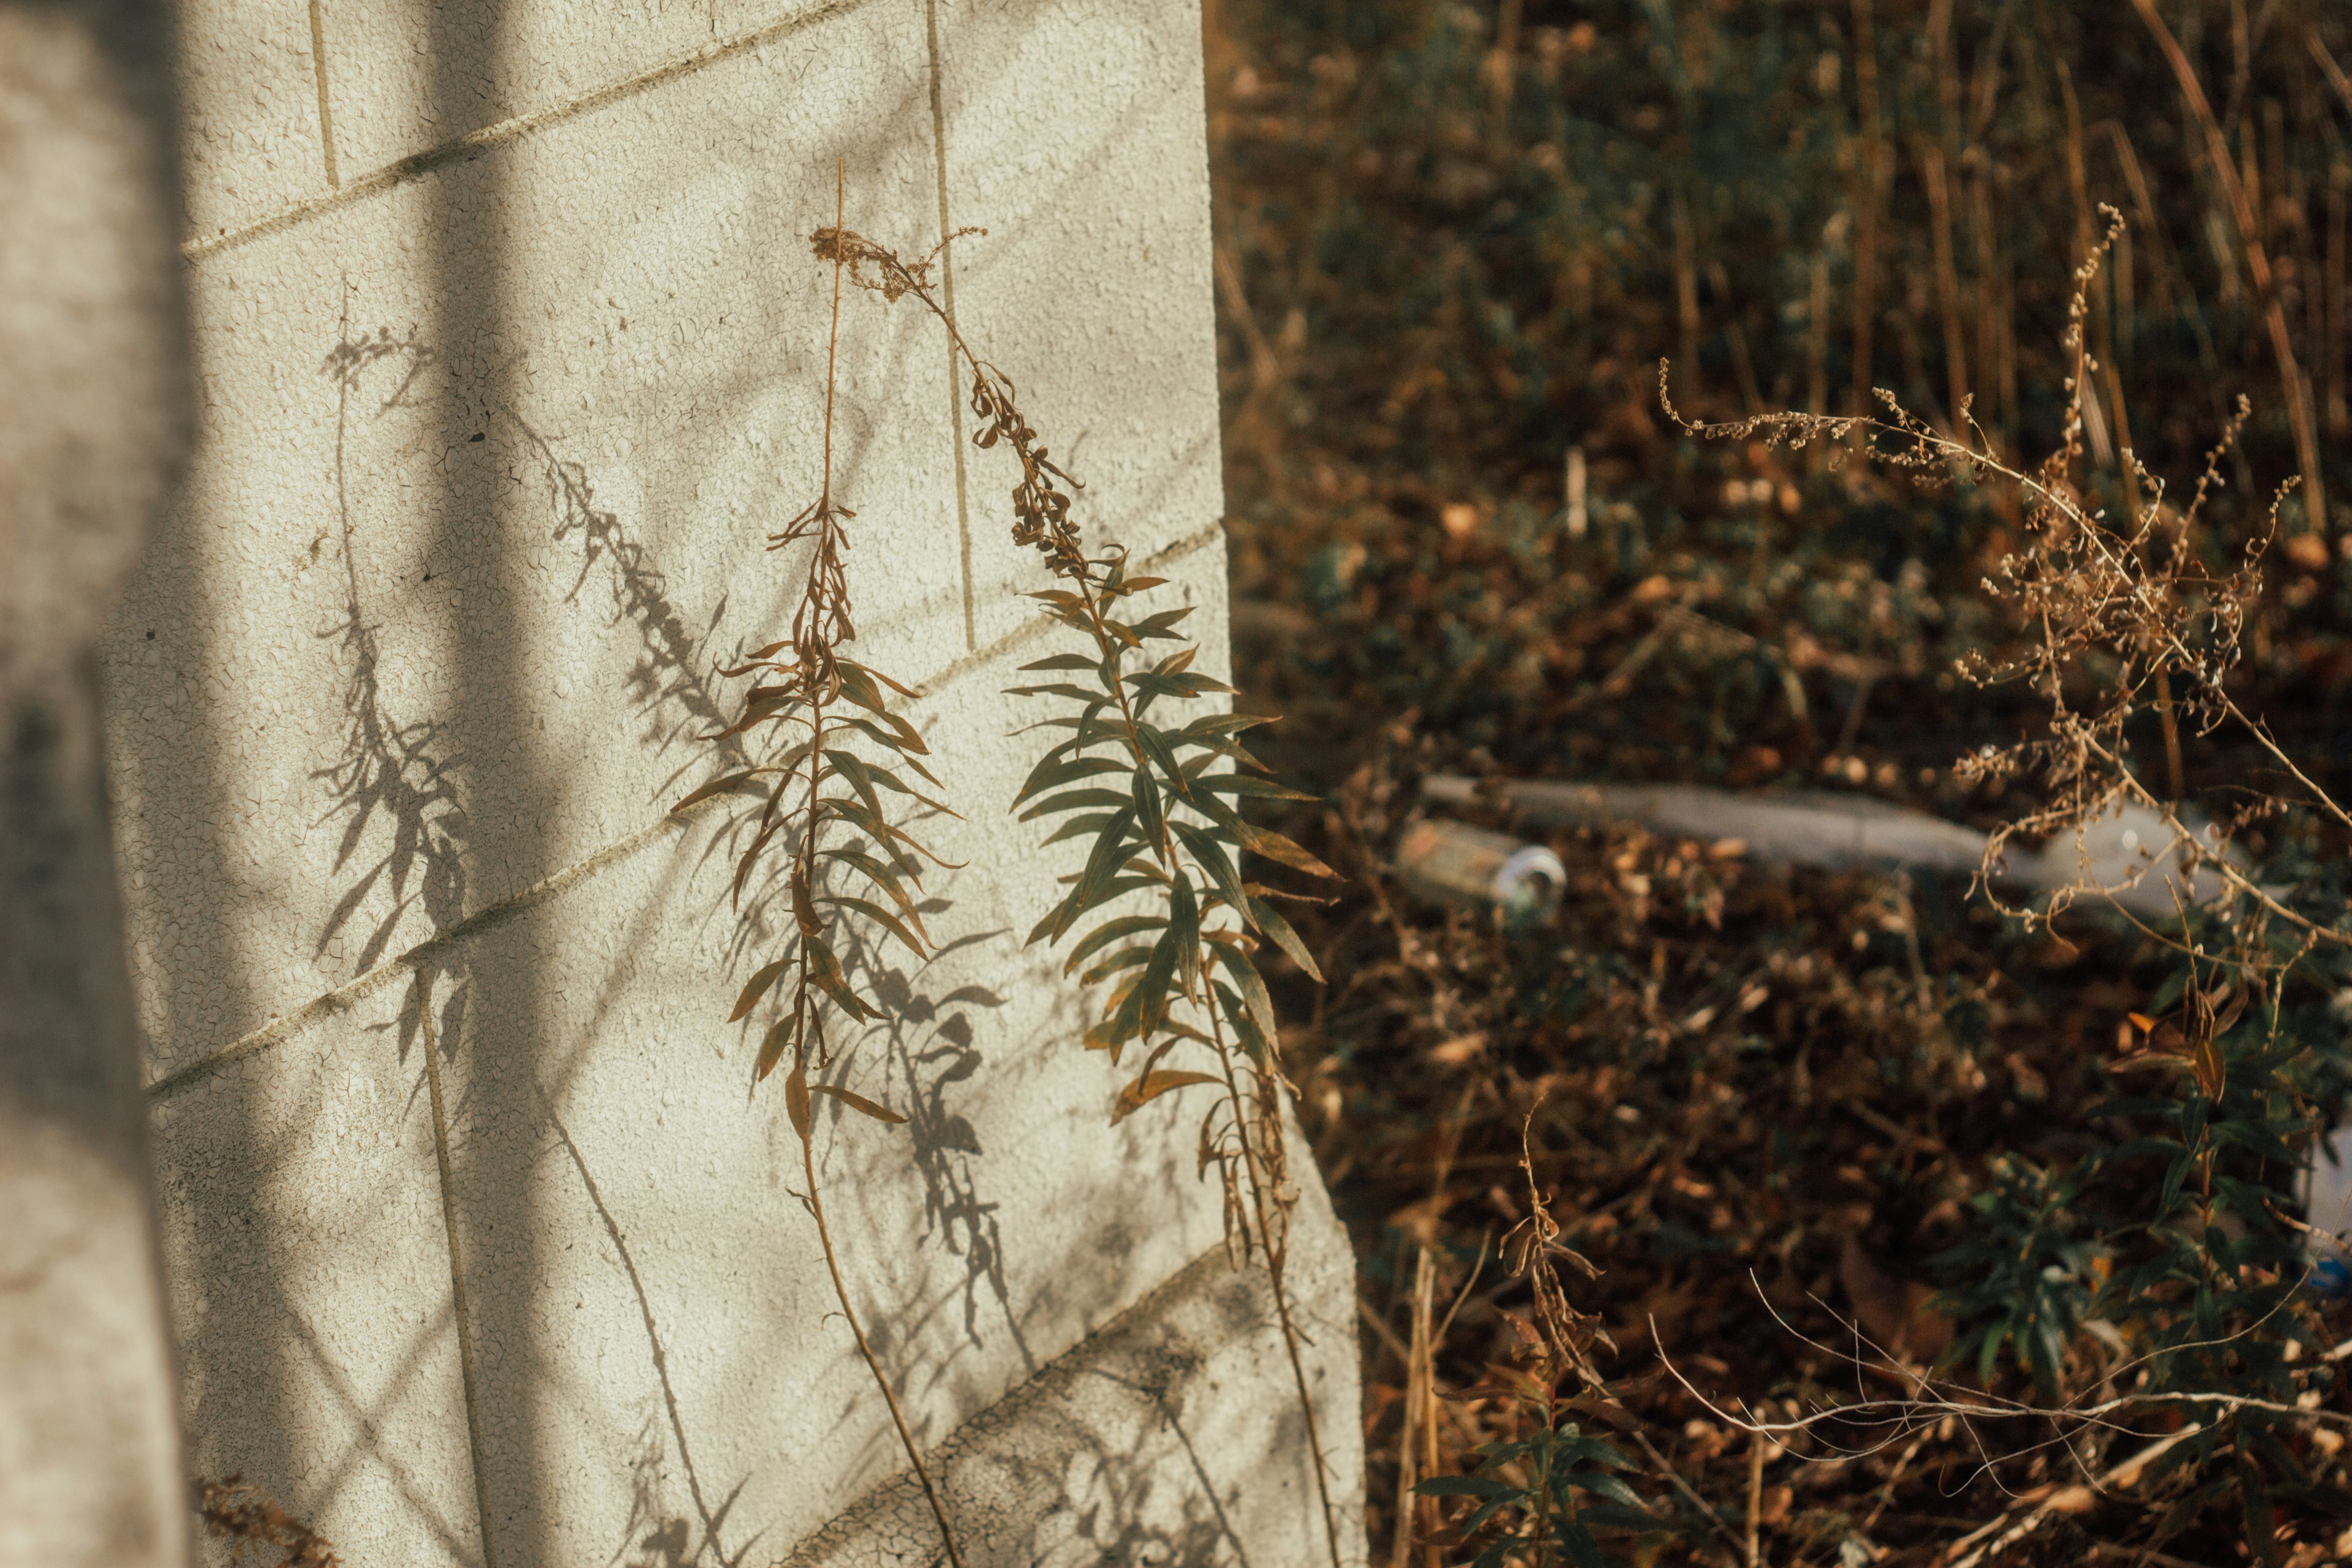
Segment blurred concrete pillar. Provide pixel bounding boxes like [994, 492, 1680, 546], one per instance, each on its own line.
[0, 5, 192, 1567]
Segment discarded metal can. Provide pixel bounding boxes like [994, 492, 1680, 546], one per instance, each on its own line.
[1393, 818, 1566, 930]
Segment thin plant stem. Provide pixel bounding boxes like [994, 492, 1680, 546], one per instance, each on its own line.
[1207, 997, 1344, 1568]
[799, 1126, 967, 1568]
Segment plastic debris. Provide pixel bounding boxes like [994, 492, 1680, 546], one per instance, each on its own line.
[1393, 818, 1566, 930]
[1422, 777, 2237, 920]
[2303, 1124, 2352, 1296]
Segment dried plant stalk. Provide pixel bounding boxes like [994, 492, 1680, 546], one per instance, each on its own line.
[192, 1475, 340, 1568]
[813, 219, 1350, 1568]
[1665, 206, 2352, 952]
[676, 168, 967, 1568]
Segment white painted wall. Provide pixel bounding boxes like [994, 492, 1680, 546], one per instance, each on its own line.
[107, 2, 1363, 1563]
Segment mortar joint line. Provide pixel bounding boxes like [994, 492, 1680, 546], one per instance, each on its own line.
[922, 0, 978, 655]
[138, 519, 1221, 1100]
[306, 0, 341, 190]
[181, 0, 872, 262]
[418, 976, 500, 1568]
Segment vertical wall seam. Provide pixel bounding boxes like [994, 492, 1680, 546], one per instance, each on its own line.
[306, 0, 341, 189]
[922, 0, 976, 654]
[420, 984, 499, 1568]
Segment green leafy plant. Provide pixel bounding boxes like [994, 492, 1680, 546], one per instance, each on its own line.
[676, 170, 967, 1568]
[811, 219, 1352, 1568]
[1931, 1153, 2105, 1398]
[1415, 1420, 1647, 1568]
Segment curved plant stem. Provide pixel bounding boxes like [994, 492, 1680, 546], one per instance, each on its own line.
[795, 162, 965, 1568]
[799, 1123, 967, 1568]
[1205, 1001, 1344, 1568]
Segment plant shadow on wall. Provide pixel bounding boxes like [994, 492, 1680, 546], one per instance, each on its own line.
[317, 320, 468, 992]
[310, 317, 771, 1568]
[544, 1099, 753, 1568]
[867, 960, 1031, 1364]
[509, 414, 747, 799]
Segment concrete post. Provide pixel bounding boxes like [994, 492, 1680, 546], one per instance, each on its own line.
[0, 6, 192, 1566]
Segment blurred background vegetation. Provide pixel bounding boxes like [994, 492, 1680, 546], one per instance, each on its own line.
[1197, 1, 2352, 1561]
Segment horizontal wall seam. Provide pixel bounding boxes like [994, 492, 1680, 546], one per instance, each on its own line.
[140, 515, 1223, 1101]
[143, 809, 690, 1101]
[179, 0, 871, 264]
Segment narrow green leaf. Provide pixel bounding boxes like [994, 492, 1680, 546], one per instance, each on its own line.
[1065, 914, 1172, 975]
[1134, 724, 1192, 798]
[1005, 681, 1110, 704]
[1196, 773, 1317, 802]
[821, 894, 929, 959]
[1081, 945, 1158, 986]
[1176, 712, 1277, 740]
[1013, 749, 1128, 807]
[1211, 943, 1280, 1050]
[1248, 896, 1324, 983]
[1019, 786, 1130, 823]
[1174, 822, 1250, 914]
[1027, 889, 1080, 948]
[1129, 671, 1236, 701]
[1058, 807, 1140, 940]
[1042, 810, 1125, 849]
[1168, 873, 1202, 995]
[1133, 927, 1182, 1036]
[1414, 1477, 1512, 1499]
[1132, 764, 1166, 846]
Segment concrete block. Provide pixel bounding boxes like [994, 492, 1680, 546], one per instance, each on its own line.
[172, 0, 328, 241]
[781, 1123, 1366, 1568]
[312, 0, 837, 190]
[113, 1, 960, 1072]
[930, 0, 1227, 650]
[148, 974, 478, 1568]
[117, 0, 1366, 1562]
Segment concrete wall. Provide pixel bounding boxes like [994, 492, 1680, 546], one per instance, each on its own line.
[107, 2, 1363, 1564]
